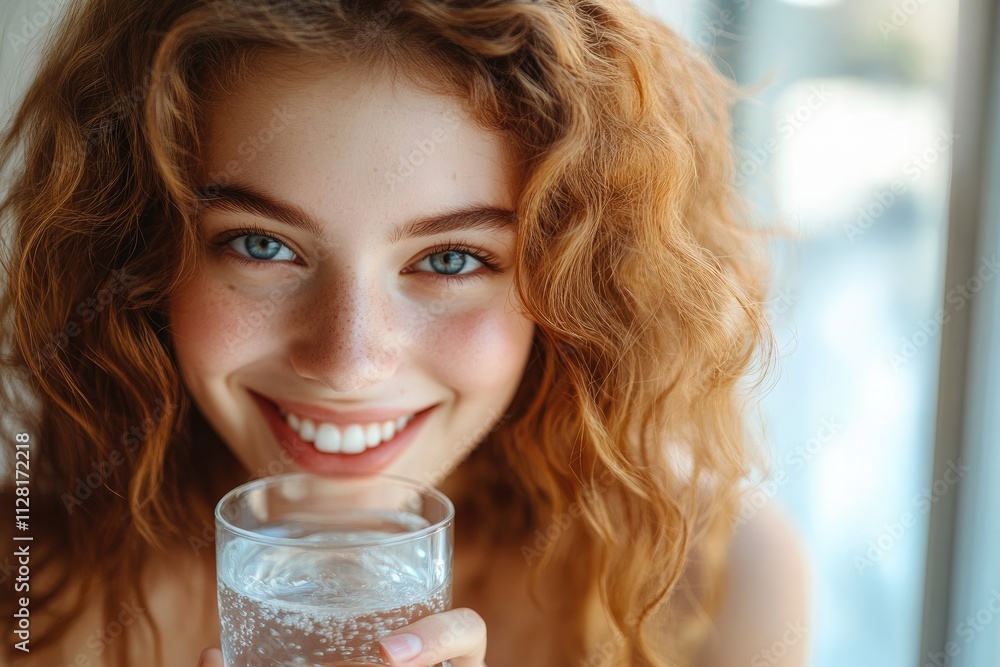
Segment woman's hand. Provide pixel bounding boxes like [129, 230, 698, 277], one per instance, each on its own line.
[196, 606, 487, 667]
[377, 607, 487, 667]
[196, 648, 223, 667]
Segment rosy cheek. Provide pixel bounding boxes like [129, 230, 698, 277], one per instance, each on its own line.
[169, 279, 269, 372]
[415, 303, 534, 394]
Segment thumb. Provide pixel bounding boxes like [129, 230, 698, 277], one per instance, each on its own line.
[197, 648, 224, 667]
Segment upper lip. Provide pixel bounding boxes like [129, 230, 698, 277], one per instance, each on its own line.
[254, 391, 434, 426]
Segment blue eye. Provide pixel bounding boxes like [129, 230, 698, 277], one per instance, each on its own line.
[227, 234, 297, 262]
[418, 250, 483, 276]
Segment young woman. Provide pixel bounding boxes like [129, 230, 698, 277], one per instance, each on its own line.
[0, 0, 808, 665]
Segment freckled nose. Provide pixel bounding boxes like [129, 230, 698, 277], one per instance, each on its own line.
[288, 279, 402, 393]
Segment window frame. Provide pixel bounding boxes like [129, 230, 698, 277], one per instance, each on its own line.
[919, 1, 1000, 665]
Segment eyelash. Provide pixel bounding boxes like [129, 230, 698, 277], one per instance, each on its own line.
[212, 226, 504, 282]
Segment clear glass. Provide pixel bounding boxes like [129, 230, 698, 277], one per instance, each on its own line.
[215, 472, 454, 667]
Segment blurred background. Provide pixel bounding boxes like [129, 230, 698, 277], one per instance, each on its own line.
[639, 0, 999, 665]
[3, 0, 998, 665]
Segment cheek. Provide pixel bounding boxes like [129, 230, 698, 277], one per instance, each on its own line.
[169, 277, 274, 381]
[414, 301, 534, 395]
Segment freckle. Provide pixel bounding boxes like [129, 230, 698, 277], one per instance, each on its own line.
[227, 284, 236, 291]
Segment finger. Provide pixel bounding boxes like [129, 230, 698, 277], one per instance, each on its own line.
[378, 607, 487, 667]
[197, 648, 224, 667]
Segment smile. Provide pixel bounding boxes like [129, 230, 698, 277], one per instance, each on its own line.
[248, 391, 439, 475]
[279, 408, 416, 454]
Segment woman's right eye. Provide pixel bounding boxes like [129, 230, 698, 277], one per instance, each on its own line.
[226, 234, 298, 262]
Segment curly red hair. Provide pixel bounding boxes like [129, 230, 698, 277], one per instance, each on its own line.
[0, 0, 774, 665]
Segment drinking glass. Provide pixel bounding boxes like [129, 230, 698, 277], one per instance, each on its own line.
[215, 472, 454, 667]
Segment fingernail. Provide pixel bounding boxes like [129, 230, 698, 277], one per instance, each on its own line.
[379, 633, 423, 662]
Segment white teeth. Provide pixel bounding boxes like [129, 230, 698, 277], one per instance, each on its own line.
[381, 420, 396, 441]
[341, 425, 366, 454]
[280, 407, 420, 454]
[299, 419, 316, 442]
[314, 423, 341, 453]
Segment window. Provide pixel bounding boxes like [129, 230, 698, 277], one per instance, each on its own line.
[642, 0, 993, 664]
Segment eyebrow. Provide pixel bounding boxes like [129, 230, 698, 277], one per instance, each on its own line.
[194, 182, 516, 244]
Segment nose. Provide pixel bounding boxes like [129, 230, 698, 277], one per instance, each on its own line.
[287, 273, 403, 394]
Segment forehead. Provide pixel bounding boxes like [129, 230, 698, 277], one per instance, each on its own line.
[197, 53, 516, 234]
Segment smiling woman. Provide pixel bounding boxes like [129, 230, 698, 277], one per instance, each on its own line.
[169, 56, 535, 485]
[0, 1, 803, 666]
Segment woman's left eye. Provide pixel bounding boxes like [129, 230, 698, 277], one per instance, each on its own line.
[412, 250, 484, 277]
[226, 234, 297, 262]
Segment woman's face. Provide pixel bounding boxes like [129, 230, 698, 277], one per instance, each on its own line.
[168, 54, 535, 484]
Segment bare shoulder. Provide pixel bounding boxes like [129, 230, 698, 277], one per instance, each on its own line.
[694, 501, 812, 667]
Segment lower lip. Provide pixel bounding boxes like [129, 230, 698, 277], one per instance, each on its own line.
[250, 392, 438, 475]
